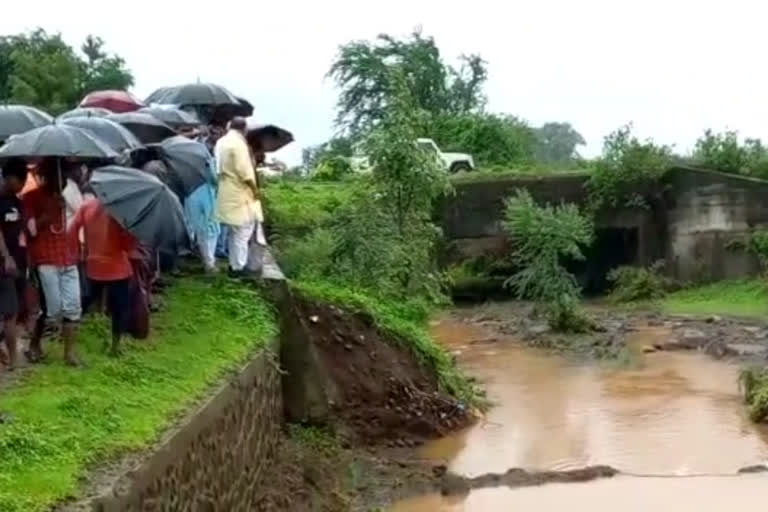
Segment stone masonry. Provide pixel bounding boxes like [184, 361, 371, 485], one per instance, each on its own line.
[88, 341, 283, 512]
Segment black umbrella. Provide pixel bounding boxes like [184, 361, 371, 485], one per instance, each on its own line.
[145, 82, 240, 107]
[89, 165, 188, 253]
[246, 124, 294, 152]
[139, 106, 199, 128]
[0, 105, 53, 141]
[58, 107, 111, 120]
[106, 113, 176, 144]
[0, 124, 118, 160]
[153, 136, 210, 197]
[61, 117, 142, 153]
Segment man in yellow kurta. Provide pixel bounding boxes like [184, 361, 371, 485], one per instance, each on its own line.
[215, 117, 261, 275]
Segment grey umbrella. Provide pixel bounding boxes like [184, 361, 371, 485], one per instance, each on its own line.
[0, 105, 53, 141]
[0, 124, 118, 160]
[58, 107, 111, 120]
[61, 117, 142, 153]
[145, 82, 240, 107]
[89, 165, 188, 253]
[246, 124, 294, 152]
[106, 113, 176, 144]
[139, 106, 199, 128]
[153, 136, 211, 197]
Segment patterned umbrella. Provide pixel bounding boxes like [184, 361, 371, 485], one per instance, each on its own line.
[0, 105, 53, 141]
[80, 90, 144, 113]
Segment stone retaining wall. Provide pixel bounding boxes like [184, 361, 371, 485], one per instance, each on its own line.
[88, 340, 283, 512]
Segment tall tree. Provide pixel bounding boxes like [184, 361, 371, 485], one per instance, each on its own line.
[535, 122, 586, 163]
[328, 30, 487, 134]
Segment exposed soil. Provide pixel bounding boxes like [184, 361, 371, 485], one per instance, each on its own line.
[294, 296, 472, 446]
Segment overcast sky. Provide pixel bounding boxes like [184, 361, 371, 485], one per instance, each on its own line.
[2, 0, 767, 165]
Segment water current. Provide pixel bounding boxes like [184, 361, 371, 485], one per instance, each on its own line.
[391, 311, 768, 511]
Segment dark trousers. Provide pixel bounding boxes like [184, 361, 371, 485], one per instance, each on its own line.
[84, 279, 132, 337]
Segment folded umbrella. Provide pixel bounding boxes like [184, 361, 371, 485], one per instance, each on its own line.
[106, 113, 176, 144]
[153, 136, 210, 197]
[246, 124, 294, 152]
[89, 165, 188, 253]
[0, 105, 53, 141]
[61, 117, 142, 153]
[80, 90, 144, 113]
[0, 124, 118, 160]
[58, 107, 111, 120]
[139, 106, 199, 128]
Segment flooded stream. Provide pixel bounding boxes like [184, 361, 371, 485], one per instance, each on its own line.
[391, 311, 768, 511]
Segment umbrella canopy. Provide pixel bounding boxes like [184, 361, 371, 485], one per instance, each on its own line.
[89, 165, 188, 253]
[58, 107, 111, 120]
[0, 124, 118, 160]
[246, 124, 294, 152]
[139, 106, 199, 128]
[61, 117, 142, 153]
[0, 105, 53, 141]
[80, 90, 144, 113]
[153, 136, 210, 197]
[106, 113, 176, 144]
[145, 82, 240, 107]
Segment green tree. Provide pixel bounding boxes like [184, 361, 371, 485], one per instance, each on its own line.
[503, 189, 594, 332]
[432, 113, 536, 168]
[693, 129, 768, 178]
[79, 35, 134, 95]
[331, 75, 451, 299]
[328, 30, 487, 134]
[535, 122, 586, 163]
[587, 124, 671, 211]
[0, 29, 133, 114]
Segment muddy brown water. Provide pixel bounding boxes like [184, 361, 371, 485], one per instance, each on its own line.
[391, 313, 768, 511]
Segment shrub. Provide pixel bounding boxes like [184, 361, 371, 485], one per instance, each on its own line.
[607, 261, 672, 302]
[587, 124, 671, 211]
[739, 367, 768, 422]
[312, 155, 354, 181]
[749, 230, 768, 272]
[693, 130, 768, 178]
[502, 189, 595, 332]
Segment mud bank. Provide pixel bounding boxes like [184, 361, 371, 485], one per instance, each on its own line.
[455, 302, 768, 365]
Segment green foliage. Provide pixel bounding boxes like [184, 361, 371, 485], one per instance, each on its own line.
[0, 29, 133, 115]
[328, 29, 486, 134]
[693, 129, 768, 178]
[264, 181, 354, 237]
[535, 122, 586, 163]
[294, 280, 480, 406]
[502, 189, 595, 332]
[431, 113, 536, 168]
[587, 124, 672, 211]
[312, 155, 354, 181]
[739, 367, 768, 422]
[662, 280, 768, 318]
[608, 261, 672, 302]
[0, 278, 276, 512]
[302, 136, 355, 170]
[748, 230, 768, 271]
[287, 424, 340, 458]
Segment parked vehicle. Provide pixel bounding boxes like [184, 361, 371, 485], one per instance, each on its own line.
[349, 138, 475, 173]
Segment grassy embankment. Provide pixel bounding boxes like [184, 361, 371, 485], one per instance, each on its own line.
[0, 278, 277, 512]
[660, 279, 768, 318]
[264, 180, 479, 405]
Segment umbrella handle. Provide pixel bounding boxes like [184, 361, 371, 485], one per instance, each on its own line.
[49, 159, 67, 235]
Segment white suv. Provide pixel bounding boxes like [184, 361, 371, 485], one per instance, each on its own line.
[349, 138, 475, 173]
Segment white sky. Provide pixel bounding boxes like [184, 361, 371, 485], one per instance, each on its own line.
[2, 0, 767, 165]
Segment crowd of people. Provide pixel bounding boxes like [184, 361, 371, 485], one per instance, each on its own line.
[0, 116, 266, 371]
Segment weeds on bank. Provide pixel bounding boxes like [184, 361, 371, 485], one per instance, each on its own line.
[662, 280, 768, 317]
[739, 367, 768, 422]
[0, 278, 277, 512]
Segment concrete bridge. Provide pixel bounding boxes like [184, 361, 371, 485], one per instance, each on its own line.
[440, 167, 768, 289]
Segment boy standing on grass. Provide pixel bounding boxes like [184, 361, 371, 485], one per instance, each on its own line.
[0, 159, 29, 371]
[69, 197, 137, 357]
